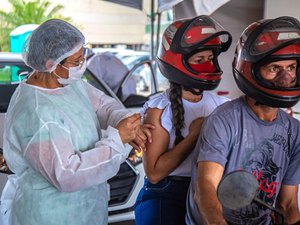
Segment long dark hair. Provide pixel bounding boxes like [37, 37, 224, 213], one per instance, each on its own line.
[169, 82, 185, 145]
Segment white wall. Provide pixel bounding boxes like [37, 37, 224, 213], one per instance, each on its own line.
[0, 0, 149, 45]
[52, 0, 149, 45]
[264, 0, 300, 20]
[211, 0, 264, 99]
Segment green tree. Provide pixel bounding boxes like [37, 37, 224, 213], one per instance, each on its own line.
[0, 0, 71, 51]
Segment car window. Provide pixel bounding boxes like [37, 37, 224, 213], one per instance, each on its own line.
[132, 62, 154, 96]
[0, 61, 32, 113]
[121, 61, 157, 97]
[121, 55, 150, 70]
[120, 61, 169, 98]
[155, 67, 169, 92]
[82, 69, 112, 97]
[0, 62, 32, 83]
[116, 51, 150, 69]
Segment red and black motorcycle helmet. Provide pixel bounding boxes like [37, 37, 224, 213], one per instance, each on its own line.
[233, 16, 300, 108]
[157, 15, 232, 90]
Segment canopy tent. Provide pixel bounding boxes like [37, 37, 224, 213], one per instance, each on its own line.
[102, 0, 230, 59]
[103, 0, 143, 10]
[103, 0, 230, 15]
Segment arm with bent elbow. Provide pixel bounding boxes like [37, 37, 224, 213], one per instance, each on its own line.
[84, 81, 131, 129]
[195, 161, 228, 225]
[142, 108, 204, 184]
[276, 184, 300, 225]
[24, 115, 141, 192]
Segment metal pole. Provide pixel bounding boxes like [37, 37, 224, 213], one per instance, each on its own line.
[150, 0, 155, 61]
[155, 12, 161, 57]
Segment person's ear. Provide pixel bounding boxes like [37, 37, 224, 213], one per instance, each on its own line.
[45, 59, 56, 71]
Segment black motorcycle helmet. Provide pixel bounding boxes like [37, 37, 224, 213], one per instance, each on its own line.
[233, 16, 300, 108]
[157, 15, 232, 90]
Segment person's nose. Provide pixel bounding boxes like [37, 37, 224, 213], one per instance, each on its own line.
[273, 69, 297, 88]
[203, 56, 211, 62]
[278, 68, 296, 78]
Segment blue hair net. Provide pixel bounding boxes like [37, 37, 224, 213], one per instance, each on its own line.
[22, 19, 85, 72]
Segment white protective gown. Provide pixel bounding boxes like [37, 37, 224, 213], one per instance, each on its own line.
[1, 79, 131, 225]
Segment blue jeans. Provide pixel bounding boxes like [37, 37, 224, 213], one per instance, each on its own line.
[135, 176, 191, 225]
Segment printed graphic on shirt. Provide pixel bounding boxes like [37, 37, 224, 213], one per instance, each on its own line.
[225, 138, 282, 225]
[245, 140, 280, 204]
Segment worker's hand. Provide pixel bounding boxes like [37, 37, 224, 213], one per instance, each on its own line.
[0, 149, 13, 174]
[116, 113, 141, 144]
[129, 123, 155, 152]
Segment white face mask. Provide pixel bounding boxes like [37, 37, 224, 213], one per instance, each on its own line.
[54, 60, 87, 85]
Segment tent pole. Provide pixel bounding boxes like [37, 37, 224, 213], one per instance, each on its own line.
[150, 0, 155, 60]
[155, 12, 161, 57]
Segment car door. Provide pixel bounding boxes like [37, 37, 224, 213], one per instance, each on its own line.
[115, 60, 159, 110]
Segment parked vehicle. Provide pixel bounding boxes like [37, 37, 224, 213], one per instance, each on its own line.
[90, 48, 170, 94]
[92, 47, 135, 56]
[116, 51, 150, 69]
[0, 52, 159, 223]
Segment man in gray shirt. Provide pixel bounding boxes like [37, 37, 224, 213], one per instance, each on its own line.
[186, 16, 300, 225]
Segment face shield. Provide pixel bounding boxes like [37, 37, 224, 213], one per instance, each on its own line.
[171, 16, 232, 55]
[252, 30, 300, 55]
[243, 17, 300, 62]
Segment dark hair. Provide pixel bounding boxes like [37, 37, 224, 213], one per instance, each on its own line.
[169, 82, 185, 145]
[60, 58, 67, 65]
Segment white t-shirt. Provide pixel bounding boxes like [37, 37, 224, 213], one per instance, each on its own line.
[140, 90, 229, 176]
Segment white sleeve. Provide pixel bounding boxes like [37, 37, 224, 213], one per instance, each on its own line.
[24, 121, 130, 192]
[83, 82, 132, 129]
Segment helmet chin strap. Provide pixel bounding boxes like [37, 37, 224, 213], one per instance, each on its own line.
[182, 86, 203, 96]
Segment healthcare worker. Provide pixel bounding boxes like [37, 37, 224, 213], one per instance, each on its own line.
[1, 19, 152, 225]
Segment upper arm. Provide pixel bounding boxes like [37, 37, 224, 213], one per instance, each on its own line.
[96, 95, 129, 128]
[84, 82, 130, 128]
[142, 108, 170, 176]
[196, 113, 230, 167]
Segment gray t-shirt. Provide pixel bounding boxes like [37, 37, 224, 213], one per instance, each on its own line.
[186, 96, 300, 225]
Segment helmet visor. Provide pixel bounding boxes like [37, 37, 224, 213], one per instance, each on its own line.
[251, 17, 300, 56]
[180, 16, 231, 49]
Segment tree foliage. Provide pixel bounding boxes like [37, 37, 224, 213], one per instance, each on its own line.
[0, 0, 71, 51]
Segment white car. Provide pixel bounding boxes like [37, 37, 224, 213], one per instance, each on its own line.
[0, 51, 160, 224]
